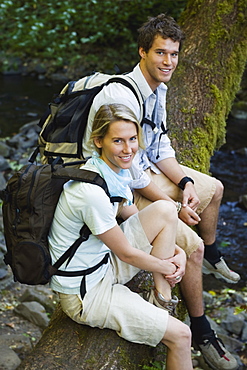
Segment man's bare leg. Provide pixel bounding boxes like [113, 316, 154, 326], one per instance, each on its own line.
[197, 179, 223, 245]
[179, 242, 204, 317]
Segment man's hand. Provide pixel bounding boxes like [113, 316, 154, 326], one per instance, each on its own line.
[179, 204, 201, 226]
[182, 182, 200, 210]
[177, 182, 201, 225]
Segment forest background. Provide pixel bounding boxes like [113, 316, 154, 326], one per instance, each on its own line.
[0, 0, 188, 78]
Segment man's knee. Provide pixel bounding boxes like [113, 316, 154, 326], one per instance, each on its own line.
[214, 179, 224, 201]
[188, 242, 204, 266]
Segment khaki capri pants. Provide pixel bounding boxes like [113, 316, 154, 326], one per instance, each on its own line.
[58, 213, 169, 347]
[134, 165, 217, 257]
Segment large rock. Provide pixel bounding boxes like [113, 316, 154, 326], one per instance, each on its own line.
[0, 345, 21, 370]
[14, 301, 49, 329]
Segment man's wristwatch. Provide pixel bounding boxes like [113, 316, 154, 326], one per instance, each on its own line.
[178, 176, 194, 190]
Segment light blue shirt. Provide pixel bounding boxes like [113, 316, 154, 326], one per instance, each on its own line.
[82, 64, 175, 189]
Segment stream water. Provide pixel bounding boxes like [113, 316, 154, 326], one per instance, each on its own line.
[0, 74, 246, 289]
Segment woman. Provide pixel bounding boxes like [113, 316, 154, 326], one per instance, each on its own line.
[48, 103, 193, 370]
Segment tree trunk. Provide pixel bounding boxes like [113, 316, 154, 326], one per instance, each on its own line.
[18, 304, 162, 370]
[17, 0, 247, 369]
[167, 0, 247, 172]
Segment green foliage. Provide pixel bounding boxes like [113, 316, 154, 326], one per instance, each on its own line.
[0, 0, 186, 73]
[142, 360, 166, 369]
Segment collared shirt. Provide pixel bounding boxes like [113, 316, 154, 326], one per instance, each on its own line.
[82, 64, 175, 189]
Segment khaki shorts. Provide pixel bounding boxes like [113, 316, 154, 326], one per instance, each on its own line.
[134, 165, 217, 256]
[58, 213, 169, 347]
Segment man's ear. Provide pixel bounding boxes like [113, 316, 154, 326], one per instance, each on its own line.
[93, 137, 103, 149]
[139, 47, 146, 59]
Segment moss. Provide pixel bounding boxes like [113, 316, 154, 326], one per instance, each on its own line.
[208, 2, 236, 49]
[180, 107, 196, 115]
[170, 0, 247, 176]
[182, 129, 190, 142]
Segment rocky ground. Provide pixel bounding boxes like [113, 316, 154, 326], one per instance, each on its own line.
[0, 278, 58, 370]
[0, 122, 246, 369]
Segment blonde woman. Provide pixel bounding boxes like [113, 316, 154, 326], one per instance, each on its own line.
[49, 104, 192, 370]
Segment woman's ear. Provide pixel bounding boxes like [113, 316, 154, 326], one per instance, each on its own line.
[93, 137, 103, 149]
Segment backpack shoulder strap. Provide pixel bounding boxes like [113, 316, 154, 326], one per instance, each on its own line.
[52, 166, 111, 198]
[105, 75, 145, 121]
[51, 166, 123, 271]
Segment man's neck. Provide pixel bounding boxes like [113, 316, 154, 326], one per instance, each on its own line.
[139, 62, 161, 92]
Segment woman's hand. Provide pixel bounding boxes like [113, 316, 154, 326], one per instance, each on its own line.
[163, 246, 187, 287]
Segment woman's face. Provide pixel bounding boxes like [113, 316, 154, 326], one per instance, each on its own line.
[94, 120, 139, 173]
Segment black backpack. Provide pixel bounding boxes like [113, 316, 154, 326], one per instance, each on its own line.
[38, 72, 144, 164]
[1, 158, 119, 286]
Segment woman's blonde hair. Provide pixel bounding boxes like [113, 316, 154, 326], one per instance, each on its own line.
[90, 103, 145, 153]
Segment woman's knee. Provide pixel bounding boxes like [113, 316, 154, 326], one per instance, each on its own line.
[151, 200, 177, 223]
[162, 317, 191, 348]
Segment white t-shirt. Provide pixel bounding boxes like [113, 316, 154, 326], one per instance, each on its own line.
[49, 162, 118, 295]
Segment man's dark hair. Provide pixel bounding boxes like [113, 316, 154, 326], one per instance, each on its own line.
[137, 13, 185, 52]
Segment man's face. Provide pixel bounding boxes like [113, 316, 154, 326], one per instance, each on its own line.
[139, 35, 180, 91]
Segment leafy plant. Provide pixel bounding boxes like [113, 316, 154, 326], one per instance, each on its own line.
[0, 0, 186, 74]
[143, 360, 166, 370]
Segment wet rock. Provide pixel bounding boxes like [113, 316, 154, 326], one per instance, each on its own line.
[239, 194, 247, 210]
[219, 333, 244, 352]
[0, 267, 8, 280]
[220, 307, 245, 336]
[13, 301, 49, 329]
[19, 120, 40, 136]
[19, 286, 58, 314]
[0, 156, 11, 171]
[232, 291, 247, 305]
[26, 112, 39, 118]
[0, 240, 7, 253]
[7, 133, 33, 151]
[241, 322, 247, 341]
[0, 142, 10, 157]
[5, 120, 39, 154]
[203, 291, 214, 306]
[206, 315, 228, 336]
[0, 333, 32, 353]
[235, 147, 247, 156]
[231, 101, 247, 120]
[0, 345, 21, 370]
[0, 172, 7, 190]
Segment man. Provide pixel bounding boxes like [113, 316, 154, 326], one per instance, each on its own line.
[83, 14, 239, 370]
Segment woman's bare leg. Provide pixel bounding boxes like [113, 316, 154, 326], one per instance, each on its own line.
[138, 200, 178, 300]
[162, 316, 193, 370]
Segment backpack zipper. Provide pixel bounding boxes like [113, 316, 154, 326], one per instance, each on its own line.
[27, 166, 41, 212]
[13, 164, 34, 235]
